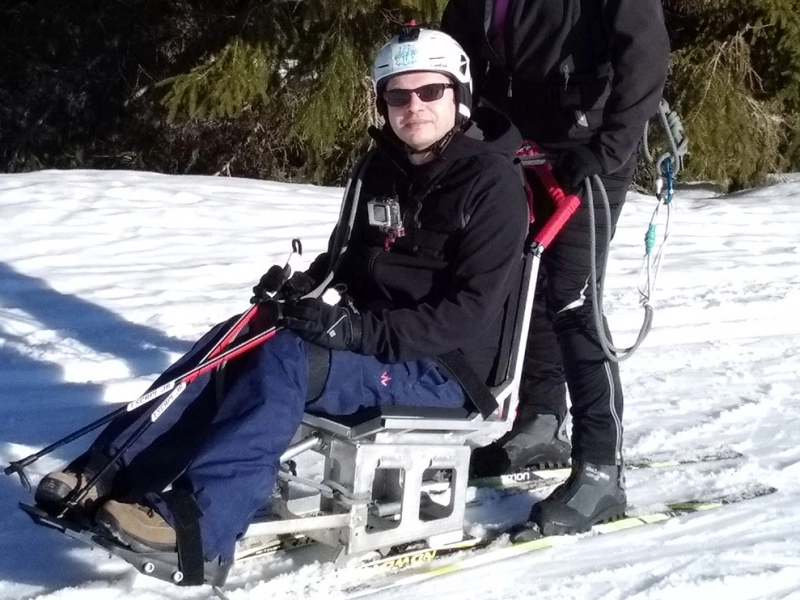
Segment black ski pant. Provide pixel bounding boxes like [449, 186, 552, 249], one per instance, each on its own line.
[518, 154, 637, 465]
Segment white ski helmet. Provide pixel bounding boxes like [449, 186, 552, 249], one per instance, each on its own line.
[372, 26, 472, 119]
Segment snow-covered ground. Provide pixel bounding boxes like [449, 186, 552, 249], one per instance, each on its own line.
[1, 169, 799, 600]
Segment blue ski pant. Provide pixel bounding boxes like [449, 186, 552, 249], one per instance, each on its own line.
[93, 323, 465, 562]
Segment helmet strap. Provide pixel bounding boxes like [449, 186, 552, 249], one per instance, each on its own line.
[406, 129, 455, 157]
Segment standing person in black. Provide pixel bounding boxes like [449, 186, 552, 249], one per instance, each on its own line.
[441, 0, 670, 534]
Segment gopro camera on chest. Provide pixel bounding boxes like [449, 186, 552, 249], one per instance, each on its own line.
[367, 198, 404, 235]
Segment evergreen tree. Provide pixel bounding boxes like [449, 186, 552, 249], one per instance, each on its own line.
[4, 1, 800, 188]
[0, 1, 446, 183]
[156, 0, 446, 183]
[664, 0, 800, 189]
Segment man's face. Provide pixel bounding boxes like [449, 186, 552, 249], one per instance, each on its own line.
[384, 71, 457, 152]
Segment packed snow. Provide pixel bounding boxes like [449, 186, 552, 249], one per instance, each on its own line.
[1, 169, 799, 600]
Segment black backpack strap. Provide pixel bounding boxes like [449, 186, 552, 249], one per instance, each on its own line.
[326, 149, 376, 275]
[159, 488, 205, 586]
[437, 350, 498, 419]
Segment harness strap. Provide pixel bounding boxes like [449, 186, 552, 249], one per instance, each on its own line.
[437, 350, 498, 419]
[159, 488, 205, 586]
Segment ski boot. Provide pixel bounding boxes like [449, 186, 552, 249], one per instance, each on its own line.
[35, 452, 117, 521]
[96, 500, 177, 553]
[470, 413, 571, 478]
[35, 470, 105, 519]
[513, 460, 626, 541]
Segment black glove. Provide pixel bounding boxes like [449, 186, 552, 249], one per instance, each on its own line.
[281, 271, 316, 301]
[282, 297, 362, 351]
[251, 265, 288, 304]
[552, 146, 603, 193]
[251, 267, 316, 304]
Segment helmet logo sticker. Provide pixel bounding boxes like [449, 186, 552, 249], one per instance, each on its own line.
[393, 44, 418, 68]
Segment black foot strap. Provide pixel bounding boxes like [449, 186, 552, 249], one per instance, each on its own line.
[159, 488, 204, 586]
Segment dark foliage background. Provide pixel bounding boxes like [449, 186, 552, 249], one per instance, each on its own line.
[663, 0, 800, 189]
[2, 0, 799, 189]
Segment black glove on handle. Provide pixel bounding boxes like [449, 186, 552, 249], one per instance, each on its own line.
[251, 267, 316, 304]
[282, 297, 362, 351]
[251, 265, 288, 304]
[281, 271, 316, 301]
[552, 146, 604, 193]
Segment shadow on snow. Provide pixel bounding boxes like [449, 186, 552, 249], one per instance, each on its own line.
[0, 262, 192, 591]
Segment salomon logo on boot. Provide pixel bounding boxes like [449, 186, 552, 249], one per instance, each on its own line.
[583, 464, 611, 483]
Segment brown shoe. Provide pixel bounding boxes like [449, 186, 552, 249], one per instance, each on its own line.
[96, 500, 177, 553]
[35, 471, 101, 515]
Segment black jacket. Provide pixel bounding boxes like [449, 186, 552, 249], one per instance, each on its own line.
[441, 0, 670, 176]
[307, 108, 529, 383]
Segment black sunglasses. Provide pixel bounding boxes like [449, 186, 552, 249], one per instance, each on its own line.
[383, 83, 454, 107]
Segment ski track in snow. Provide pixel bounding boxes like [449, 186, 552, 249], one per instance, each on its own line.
[1, 170, 799, 599]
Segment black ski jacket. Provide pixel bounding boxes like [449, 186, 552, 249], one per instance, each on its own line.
[441, 0, 670, 176]
[306, 107, 529, 383]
